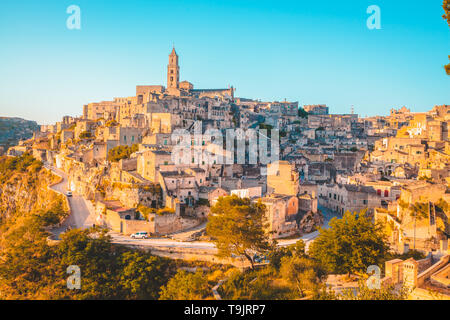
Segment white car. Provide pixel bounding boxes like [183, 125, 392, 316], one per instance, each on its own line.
[131, 231, 149, 239]
[66, 191, 72, 197]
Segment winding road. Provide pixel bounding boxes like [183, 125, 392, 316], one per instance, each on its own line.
[45, 164, 96, 237]
[45, 164, 339, 251]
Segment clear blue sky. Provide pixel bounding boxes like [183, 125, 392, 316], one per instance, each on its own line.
[0, 0, 449, 124]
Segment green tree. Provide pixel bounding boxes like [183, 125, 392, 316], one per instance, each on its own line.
[443, 1, 449, 74]
[107, 144, 139, 162]
[159, 270, 210, 300]
[0, 215, 62, 299]
[268, 239, 306, 270]
[279, 255, 327, 298]
[219, 268, 294, 300]
[298, 108, 309, 118]
[309, 210, 389, 275]
[105, 120, 118, 127]
[58, 227, 176, 299]
[206, 195, 270, 269]
[79, 131, 92, 139]
[57, 227, 123, 299]
[117, 251, 173, 299]
[444, 0, 450, 26]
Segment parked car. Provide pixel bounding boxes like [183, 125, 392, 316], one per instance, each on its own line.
[130, 231, 149, 239]
[253, 254, 269, 264]
[66, 191, 72, 197]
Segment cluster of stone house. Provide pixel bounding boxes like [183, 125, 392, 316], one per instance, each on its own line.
[9, 47, 449, 258]
[382, 243, 450, 299]
[15, 49, 324, 239]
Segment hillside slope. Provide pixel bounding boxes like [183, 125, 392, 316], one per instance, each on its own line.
[0, 117, 39, 154]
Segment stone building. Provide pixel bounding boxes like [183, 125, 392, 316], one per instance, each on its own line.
[137, 149, 172, 182]
[61, 129, 74, 144]
[166, 47, 180, 95]
[159, 169, 198, 206]
[102, 126, 144, 147]
[260, 194, 299, 239]
[371, 137, 427, 166]
[383, 252, 450, 300]
[318, 183, 381, 215]
[74, 120, 97, 139]
[267, 161, 299, 196]
[303, 104, 329, 115]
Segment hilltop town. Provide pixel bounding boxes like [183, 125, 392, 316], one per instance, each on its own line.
[5, 48, 450, 299]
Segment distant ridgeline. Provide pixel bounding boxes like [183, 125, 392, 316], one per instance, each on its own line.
[0, 117, 39, 153]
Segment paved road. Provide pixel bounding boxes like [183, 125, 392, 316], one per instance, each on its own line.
[169, 221, 207, 241]
[116, 205, 339, 250]
[111, 233, 217, 250]
[45, 164, 96, 237]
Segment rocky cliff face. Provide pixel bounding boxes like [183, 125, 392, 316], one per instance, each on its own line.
[0, 117, 39, 154]
[0, 156, 62, 223]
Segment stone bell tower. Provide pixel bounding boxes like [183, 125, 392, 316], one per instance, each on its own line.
[167, 46, 179, 90]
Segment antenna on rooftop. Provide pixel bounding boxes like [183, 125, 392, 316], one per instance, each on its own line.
[351, 105, 354, 115]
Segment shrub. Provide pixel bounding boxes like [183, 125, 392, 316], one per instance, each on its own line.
[156, 208, 175, 216]
[79, 131, 92, 139]
[107, 144, 139, 162]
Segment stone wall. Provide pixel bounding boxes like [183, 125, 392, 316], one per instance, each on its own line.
[122, 219, 155, 235]
[417, 255, 450, 287]
[126, 246, 249, 268]
[150, 213, 201, 235]
[104, 181, 161, 208]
